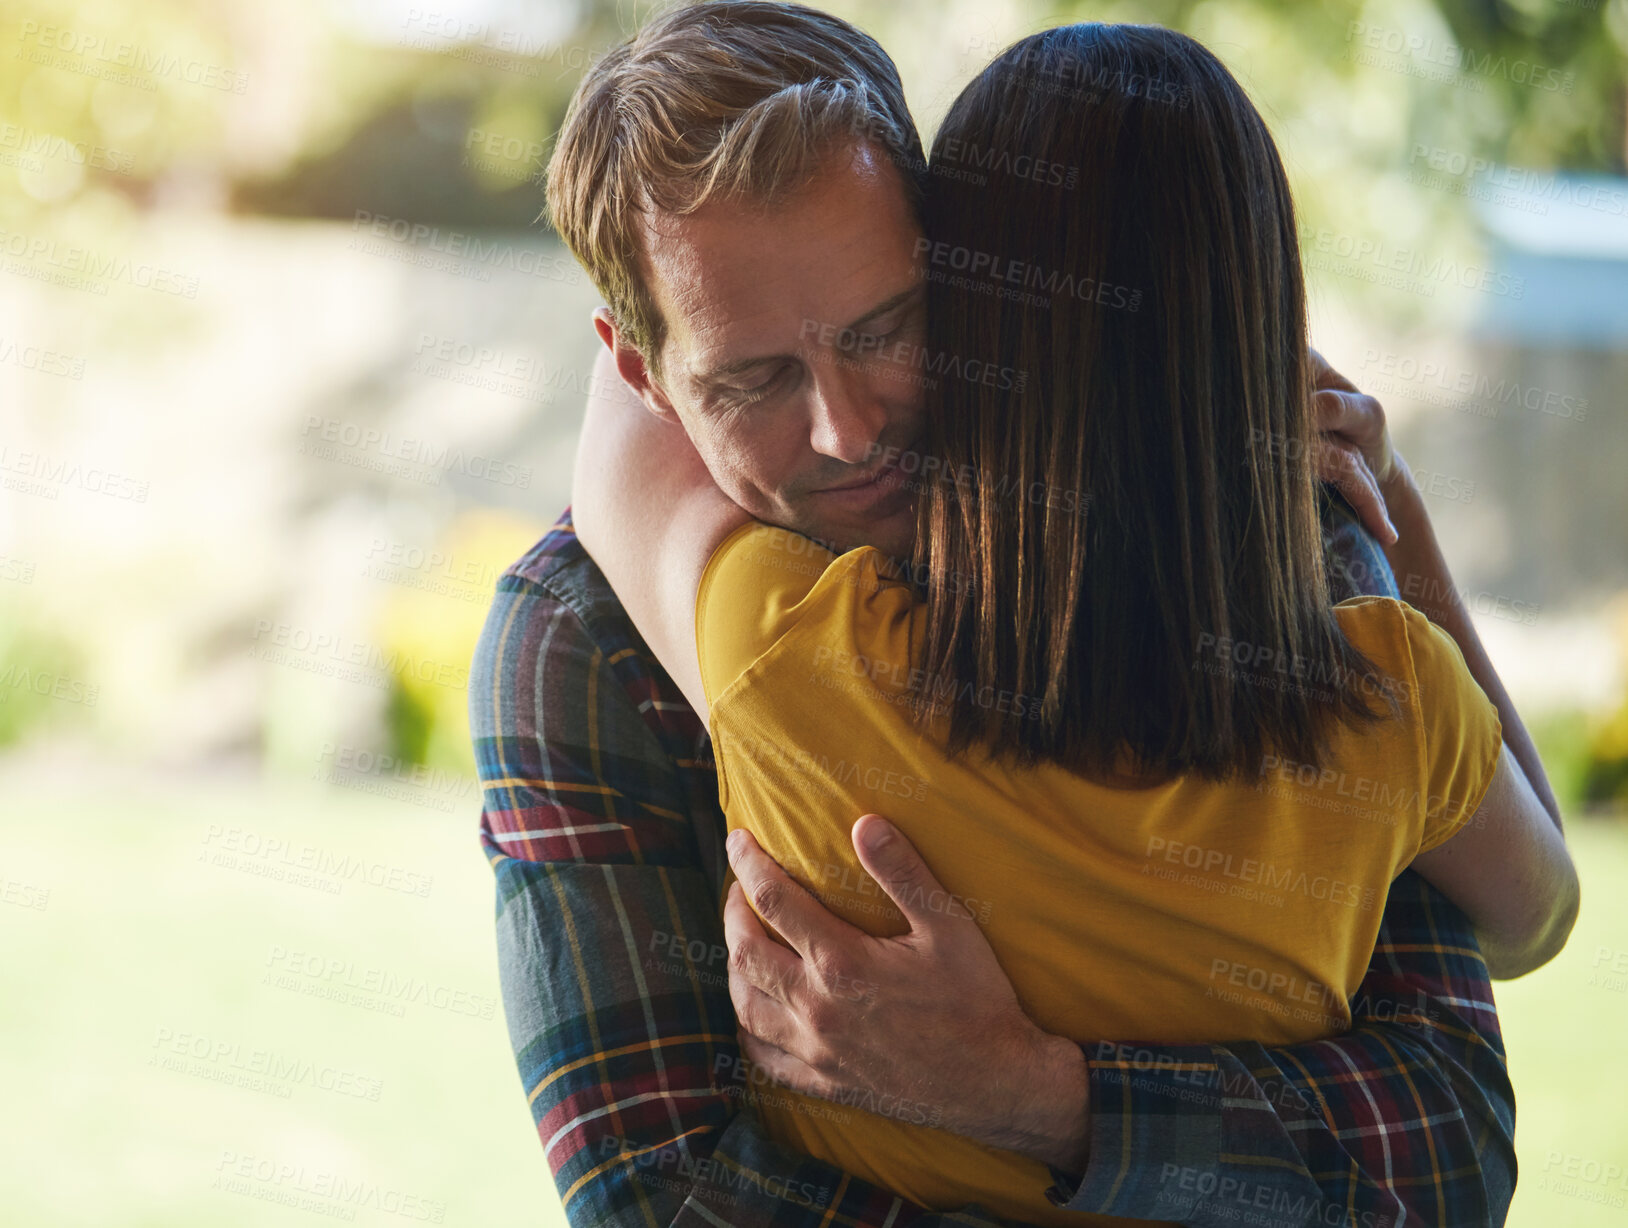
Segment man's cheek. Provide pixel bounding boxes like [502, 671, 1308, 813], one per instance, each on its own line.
[695, 422, 785, 517]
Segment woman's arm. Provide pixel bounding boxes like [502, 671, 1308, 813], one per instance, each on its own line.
[1379, 459, 1578, 977]
[1374, 456, 1575, 970]
[1379, 456, 1580, 975]
[1315, 365, 1577, 976]
[572, 342, 750, 723]
[1315, 359, 1563, 830]
[1410, 742, 1580, 978]
[1379, 456, 1564, 828]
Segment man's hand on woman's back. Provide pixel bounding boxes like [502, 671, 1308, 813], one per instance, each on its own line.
[723, 818, 1092, 1176]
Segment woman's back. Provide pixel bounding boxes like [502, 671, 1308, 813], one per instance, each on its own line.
[698, 522, 1502, 1227]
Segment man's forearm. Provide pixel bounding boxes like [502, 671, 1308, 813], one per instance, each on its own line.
[1381, 459, 1562, 830]
[495, 848, 1086, 1228]
[1033, 873, 1515, 1228]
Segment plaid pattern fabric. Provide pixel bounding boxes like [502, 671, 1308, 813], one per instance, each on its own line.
[1321, 487, 1401, 604]
[471, 497, 1514, 1228]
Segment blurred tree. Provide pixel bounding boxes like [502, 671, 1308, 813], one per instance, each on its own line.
[375, 506, 546, 777]
[0, 610, 92, 747]
[1583, 702, 1628, 807]
[3, 0, 1620, 231]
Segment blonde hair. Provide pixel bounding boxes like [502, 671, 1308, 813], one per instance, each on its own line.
[544, 1, 924, 366]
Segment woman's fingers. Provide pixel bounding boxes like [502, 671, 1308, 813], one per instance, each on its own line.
[1313, 384, 1396, 484]
[1309, 346, 1360, 394]
[1314, 386, 1391, 445]
[1316, 438, 1397, 547]
[1310, 366, 1399, 542]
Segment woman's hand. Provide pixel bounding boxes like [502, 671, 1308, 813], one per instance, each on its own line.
[1309, 347, 1402, 547]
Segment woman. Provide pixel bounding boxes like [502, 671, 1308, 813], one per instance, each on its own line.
[573, 24, 1576, 1227]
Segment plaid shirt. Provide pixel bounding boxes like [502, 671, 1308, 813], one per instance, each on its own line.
[471, 498, 1515, 1228]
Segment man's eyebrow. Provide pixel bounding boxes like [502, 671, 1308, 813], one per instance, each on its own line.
[839, 285, 923, 334]
[696, 285, 924, 383]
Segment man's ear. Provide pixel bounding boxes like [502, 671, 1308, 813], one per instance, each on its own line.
[593, 308, 681, 424]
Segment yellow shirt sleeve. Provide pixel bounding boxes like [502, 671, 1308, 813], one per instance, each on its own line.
[694, 522, 838, 711]
[1397, 602, 1504, 854]
[694, 522, 921, 817]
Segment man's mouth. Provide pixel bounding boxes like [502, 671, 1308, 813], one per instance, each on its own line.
[819, 458, 900, 492]
[812, 454, 911, 511]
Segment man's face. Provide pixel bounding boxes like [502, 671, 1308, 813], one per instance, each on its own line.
[609, 142, 927, 558]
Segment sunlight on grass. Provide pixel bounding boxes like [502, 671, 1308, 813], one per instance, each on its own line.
[1500, 817, 1628, 1227]
[0, 760, 561, 1228]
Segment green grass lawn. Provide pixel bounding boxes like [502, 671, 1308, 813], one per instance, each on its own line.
[1497, 817, 1628, 1227]
[0, 763, 550, 1228]
[3, 762, 1624, 1226]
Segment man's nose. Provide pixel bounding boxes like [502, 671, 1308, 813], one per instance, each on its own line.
[806, 364, 887, 467]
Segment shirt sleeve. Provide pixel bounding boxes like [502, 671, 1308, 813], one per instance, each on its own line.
[694, 521, 836, 711]
[1054, 871, 1515, 1227]
[1396, 602, 1505, 854]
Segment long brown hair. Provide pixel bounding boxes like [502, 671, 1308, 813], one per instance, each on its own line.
[911, 23, 1388, 781]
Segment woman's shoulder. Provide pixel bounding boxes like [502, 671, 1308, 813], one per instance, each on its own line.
[1332, 596, 1500, 747]
[696, 521, 914, 709]
[1332, 597, 1503, 844]
[1329, 595, 1411, 682]
[1333, 595, 1468, 683]
[698, 522, 906, 620]
[702, 521, 838, 592]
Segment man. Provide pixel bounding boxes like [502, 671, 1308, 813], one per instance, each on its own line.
[470, 4, 1516, 1226]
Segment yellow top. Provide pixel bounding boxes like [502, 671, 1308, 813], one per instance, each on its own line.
[696, 522, 1503, 1228]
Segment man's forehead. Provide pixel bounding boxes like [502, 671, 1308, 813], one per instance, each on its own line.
[638, 200, 920, 377]
[636, 146, 918, 330]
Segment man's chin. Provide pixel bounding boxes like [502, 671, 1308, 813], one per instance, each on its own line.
[800, 506, 916, 563]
